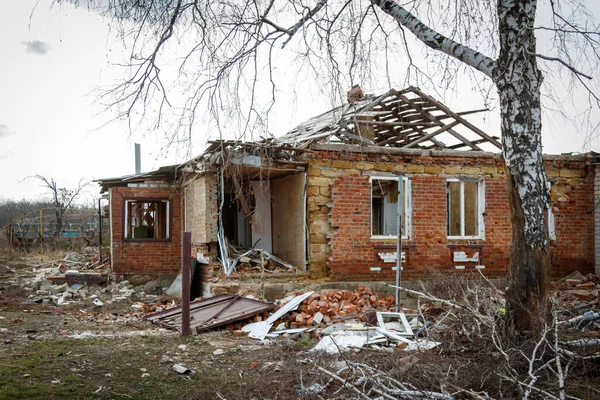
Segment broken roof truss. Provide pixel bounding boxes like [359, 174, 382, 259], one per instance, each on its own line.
[276, 86, 502, 152]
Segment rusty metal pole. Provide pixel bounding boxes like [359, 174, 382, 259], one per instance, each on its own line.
[181, 231, 191, 336]
[98, 199, 103, 263]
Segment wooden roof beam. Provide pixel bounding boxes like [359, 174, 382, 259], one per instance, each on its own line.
[375, 96, 448, 148]
[402, 120, 462, 149]
[395, 91, 482, 151]
[409, 87, 502, 150]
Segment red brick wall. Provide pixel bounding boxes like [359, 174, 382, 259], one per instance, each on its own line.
[307, 149, 594, 281]
[109, 186, 182, 275]
[548, 162, 595, 275]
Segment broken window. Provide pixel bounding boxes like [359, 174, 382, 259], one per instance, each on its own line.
[447, 179, 484, 238]
[371, 177, 410, 238]
[124, 200, 170, 240]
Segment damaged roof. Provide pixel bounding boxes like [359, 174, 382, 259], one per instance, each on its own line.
[98, 87, 505, 188]
[96, 164, 179, 193]
[276, 86, 502, 151]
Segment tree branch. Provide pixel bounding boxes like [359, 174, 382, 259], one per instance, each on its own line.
[534, 53, 593, 79]
[281, 0, 328, 48]
[370, 0, 497, 78]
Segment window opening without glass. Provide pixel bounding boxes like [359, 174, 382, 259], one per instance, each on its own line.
[125, 200, 170, 239]
[371, 177, 410, 238]
[447, 180, 484, 238]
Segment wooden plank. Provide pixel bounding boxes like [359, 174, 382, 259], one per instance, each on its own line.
[447, 136, 501, 150]
[374, 94, 448, 149]
[346, 120, 437, 128]
[395, 91, 481, 151]
[410, 87, 502, 149]
[403, 120, 461, 149]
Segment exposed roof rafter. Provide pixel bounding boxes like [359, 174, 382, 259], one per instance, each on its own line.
[276, 86, 502, 151]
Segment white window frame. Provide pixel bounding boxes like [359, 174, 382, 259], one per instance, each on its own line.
[370, 176, 411, 240]
[447, 178, 485, 240]
[547, 182, 556, 241]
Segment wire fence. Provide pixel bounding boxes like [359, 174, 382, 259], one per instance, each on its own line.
[1, 208, 109, 260]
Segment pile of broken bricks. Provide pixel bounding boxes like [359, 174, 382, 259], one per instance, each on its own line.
[270, 286, 396, 329]
[240, 289, 436, 353]
[552, 271, 600, 306]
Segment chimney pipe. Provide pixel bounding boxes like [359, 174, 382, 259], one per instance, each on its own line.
[347, 85, 374, 142]
[135, 143, 141, 174]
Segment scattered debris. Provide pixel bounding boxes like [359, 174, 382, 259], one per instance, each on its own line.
[228, 244, 296, 275]
[242, 291, 314, 340]
[172, 364, 193, 374]
[553, 271, 599, 310]
[68, 329, 173, 339]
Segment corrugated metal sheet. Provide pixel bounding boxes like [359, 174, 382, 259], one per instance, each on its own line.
[145, 294, 273, 333]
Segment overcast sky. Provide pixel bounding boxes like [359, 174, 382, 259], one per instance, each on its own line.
[1, 1, 599, 204]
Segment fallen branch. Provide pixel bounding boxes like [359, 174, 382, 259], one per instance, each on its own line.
[384, 389, 454, 399]
[314, 366, 372, 400]
[500, 375, 560, 400]
[558, 312, 600, 327]
[388, 284, 464, 310]
[560, 338, 600, 347]
[554, 312, 566, 400]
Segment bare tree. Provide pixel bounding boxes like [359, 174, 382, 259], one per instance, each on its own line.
[0, 198, 53, 228]
[54, 0, 600, 335]
[26, 175, 90, 237]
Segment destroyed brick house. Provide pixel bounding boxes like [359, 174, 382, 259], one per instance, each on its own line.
[98, 87, 599, 295]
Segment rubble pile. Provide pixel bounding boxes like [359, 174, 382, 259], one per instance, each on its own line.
[552, 271, 600, 305]
[25, 277, 176, 308]
[8, 247, 179, 309]
[54, 247, 110, 272]
[272, 287, 396, 328]
[77, 300, 180, 324]
[226, 244, 297, 276]
[301, 277, 600, 400]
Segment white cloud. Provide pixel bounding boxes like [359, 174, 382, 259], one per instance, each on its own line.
[21, 39, 51, 55]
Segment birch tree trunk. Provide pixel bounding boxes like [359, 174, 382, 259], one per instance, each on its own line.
[372, 0, 551, 335]
[495, 0, 550, 334]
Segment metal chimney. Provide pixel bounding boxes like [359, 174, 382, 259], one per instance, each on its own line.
[135, 143, 141, 174]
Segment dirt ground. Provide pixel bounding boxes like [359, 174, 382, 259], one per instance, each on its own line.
[0, 254, 416, 400]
